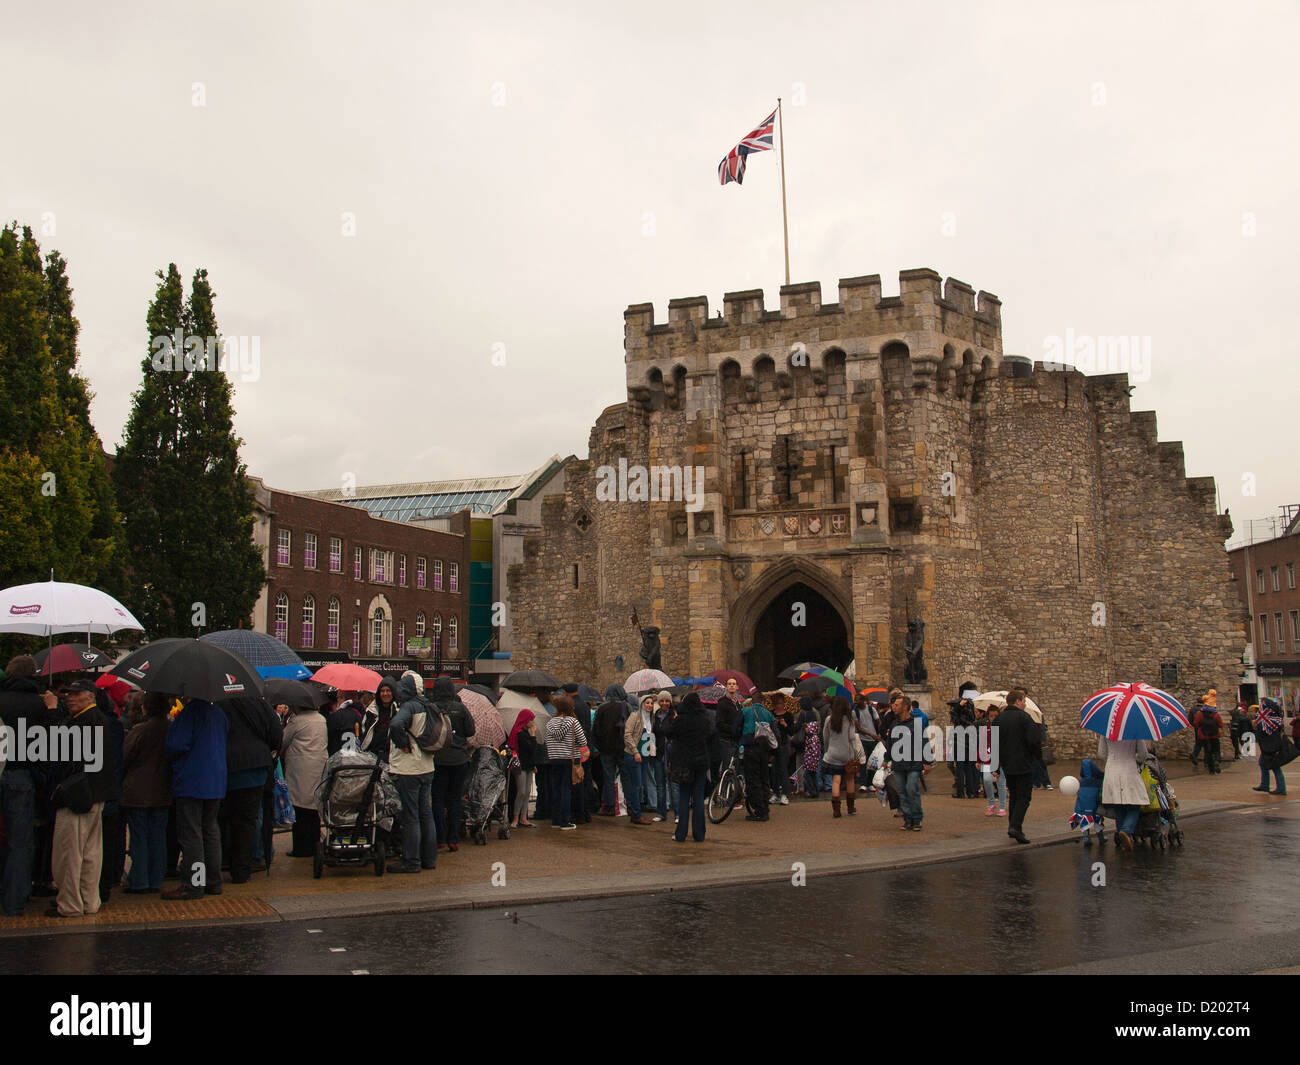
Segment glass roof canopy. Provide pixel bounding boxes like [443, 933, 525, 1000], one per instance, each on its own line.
[338, 489, 512, 522]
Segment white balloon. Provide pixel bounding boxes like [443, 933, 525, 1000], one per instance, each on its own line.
[1059, 774, 1080, 797]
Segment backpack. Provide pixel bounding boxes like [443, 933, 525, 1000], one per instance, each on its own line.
[1199, 711, 1220, 739]
[409, 706, 454, 754]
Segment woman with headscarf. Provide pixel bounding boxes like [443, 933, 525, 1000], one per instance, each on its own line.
[508, 709, 540, 829]
[1253, 698, 1288, 795]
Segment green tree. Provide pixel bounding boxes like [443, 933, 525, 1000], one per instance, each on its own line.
[0, 223, 122, 599]
[113, 266, 265, 637]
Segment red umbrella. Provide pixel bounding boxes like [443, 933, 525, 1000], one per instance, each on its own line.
[34, 642, 114, 675]
[708, 669, 758, 698]
[311, 663, 383, 692]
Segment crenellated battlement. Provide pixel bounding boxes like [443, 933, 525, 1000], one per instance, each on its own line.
[626, 268, 1003, 409]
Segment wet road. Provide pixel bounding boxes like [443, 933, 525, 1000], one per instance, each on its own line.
[4, 805, 1297, 974]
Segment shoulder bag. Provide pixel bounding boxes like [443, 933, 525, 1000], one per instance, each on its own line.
[570, 720, 585, 786]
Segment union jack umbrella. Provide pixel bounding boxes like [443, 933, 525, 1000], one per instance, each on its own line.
[718, 109, 776, 185]
[1079, 682, 1191, 741]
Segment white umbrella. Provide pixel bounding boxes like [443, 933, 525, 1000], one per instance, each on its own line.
[0, 581, 144, 637]
[624, 668, 673, 694]
[496, 688, 548, 737]
[973, 689, 1043, 723]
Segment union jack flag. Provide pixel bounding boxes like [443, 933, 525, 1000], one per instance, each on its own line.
[1079, 682, 1191, 741]
[718, 109, 776, 185]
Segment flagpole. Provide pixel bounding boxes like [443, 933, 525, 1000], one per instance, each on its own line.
[777, 97, 790, 285]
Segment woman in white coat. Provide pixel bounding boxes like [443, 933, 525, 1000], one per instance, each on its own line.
[1096, 736, 1148, 851]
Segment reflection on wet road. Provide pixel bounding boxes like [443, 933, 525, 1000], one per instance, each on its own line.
[5, 805, 1297, 974]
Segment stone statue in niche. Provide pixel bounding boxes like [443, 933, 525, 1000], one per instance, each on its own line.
[639, 625, 662, 670]
[903, 618, 927, 684]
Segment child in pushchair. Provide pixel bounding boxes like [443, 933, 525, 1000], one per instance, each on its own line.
[313, 742, 401, 877]
[1068, 758, 1105, 844]
[1136, 749, 1182, 849]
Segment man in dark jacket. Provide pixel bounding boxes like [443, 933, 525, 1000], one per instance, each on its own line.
[0, 656, 54, 915]
[593, 685, 630, 815]
[220, 696, 283, 883]
[995, 688, 1041, 844]
[886, 691, 930, 830]
[327, 692, 365, 755]
[664, 692, 714, 842]
[48, 678, 117, 917]
[430, 677, 475, 851]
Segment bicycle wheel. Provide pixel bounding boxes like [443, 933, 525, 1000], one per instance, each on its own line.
[708, 770, 739, 824]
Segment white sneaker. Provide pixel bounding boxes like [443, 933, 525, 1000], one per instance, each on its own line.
[779, 795, 790, 806]
[559, 824, 577, 831]
[651, 815, 664, 823]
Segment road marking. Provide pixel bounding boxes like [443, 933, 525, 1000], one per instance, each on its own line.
[307, 928, 323, 933]
[351, 970, 369, 975]
[329, 947, 347, 953]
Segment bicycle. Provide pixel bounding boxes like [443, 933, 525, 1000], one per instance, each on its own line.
[707, 746, 746, 823]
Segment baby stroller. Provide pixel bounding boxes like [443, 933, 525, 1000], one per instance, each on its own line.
[1068, 759, 1105, 844]
[464, 744, 512, 845]
[313, 743, 401, 878]
[1134, 755, 1181, 850]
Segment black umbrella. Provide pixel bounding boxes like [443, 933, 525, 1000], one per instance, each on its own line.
[576, 684, 603, 705]
[33, 642, 115, 675]
[109, 638, 264, 702]
[794, 676, 834, 696]
[778, 661, 831, 681]
[263, 676, 324, 709]
[503, 669, 562, 692]
[465, 683, 500, 705]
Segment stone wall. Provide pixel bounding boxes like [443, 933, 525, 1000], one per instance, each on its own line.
[507, 268, 1245, 762]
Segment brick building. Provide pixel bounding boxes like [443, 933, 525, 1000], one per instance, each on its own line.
[508, 267, 1245, 759]
[1228, 508, 1300, 713]
[256, 488, 471, 679]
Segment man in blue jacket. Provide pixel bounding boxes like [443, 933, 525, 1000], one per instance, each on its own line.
[163, 698, 229, 901]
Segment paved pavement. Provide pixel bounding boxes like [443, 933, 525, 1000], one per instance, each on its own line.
[0, 755, 1284, 936]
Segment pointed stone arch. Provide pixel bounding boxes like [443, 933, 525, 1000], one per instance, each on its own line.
[728, 557, 854, 684]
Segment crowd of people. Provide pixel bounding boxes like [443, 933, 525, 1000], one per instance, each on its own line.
[2, 653, 1296, 916]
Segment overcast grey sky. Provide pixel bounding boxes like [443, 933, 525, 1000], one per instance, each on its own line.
[5, 0, 1296, 534]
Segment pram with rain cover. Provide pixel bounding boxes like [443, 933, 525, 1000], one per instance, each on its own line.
[1068, 758, 1105, 844]
[1135, 754, 1182, 849]
[313, 742, 401, 877]
[463, 744, 513, 845]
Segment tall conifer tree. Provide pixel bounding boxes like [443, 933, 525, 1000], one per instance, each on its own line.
[0, 223, 121, 595]
[113, 266, 264, 636]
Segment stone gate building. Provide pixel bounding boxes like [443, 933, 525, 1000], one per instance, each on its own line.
[508, 268, 1244, 756]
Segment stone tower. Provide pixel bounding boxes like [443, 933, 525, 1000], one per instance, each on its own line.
[509, 268, 1243, 756]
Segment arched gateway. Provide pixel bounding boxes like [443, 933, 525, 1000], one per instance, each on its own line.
[729, 559, 854, 691]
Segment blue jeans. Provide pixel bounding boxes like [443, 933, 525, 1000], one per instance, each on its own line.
[1253, 764, 1284, 790]
[645, 757, 667, 817]
[549, 763, 574, 827]
[1, 769, 36, 915]
[675, 770, 709, 841]
[252, 803, 265, 862]
[896, 769, 923, 826]
[803, 767, 821, 798]
[982, 767, 1007, 810]
[395, 772, 436, 868]
[1116, 806, 1140, 835]
[125, 807, 169, 891]
[622, 754, 643, 819]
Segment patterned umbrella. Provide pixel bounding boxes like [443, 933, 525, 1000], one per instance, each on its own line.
[697, 683, 729, 704]
[797, 666, 856, 701]
[1079, 682, 1191, 741]
[201, 629, 305, 669]
[624, 668, 673, 694]
[777, 661, 831, 680]
[460, 688, 506, 749]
